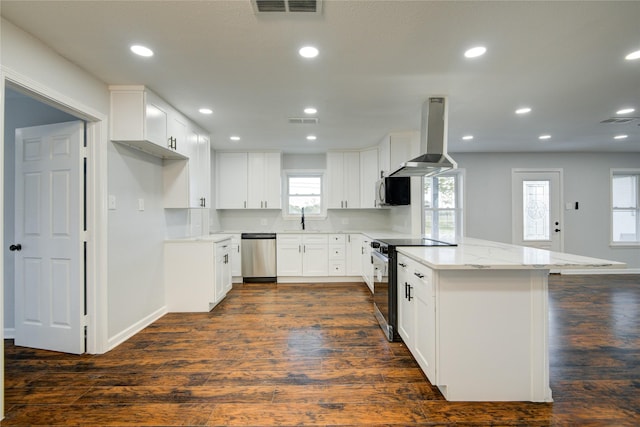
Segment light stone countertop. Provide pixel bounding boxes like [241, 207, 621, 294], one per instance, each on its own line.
[397, 237, 626, 271]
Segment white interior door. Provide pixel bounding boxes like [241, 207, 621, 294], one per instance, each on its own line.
[13, 121, 85, 354]
[512, 169, 563, 252]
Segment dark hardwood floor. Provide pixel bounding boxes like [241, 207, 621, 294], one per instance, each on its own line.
[2, 275, 639, 426]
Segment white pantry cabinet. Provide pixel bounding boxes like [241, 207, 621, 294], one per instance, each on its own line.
[216, 152, 281, 209]
[327, 151, 360, 209]
[109, 85, 186, 160]
[164, 238, 232, 312]
[276, 234, 329, 277]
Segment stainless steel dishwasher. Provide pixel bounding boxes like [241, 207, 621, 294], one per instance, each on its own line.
[241, 233, 277, 282]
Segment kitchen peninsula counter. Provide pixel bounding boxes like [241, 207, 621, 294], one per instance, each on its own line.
[395, 237, 624, 403]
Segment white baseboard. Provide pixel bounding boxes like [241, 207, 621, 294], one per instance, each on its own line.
[276, 276, 364, 284]
[560, 268, 640, 275]
[4, 328, 15, 339]
[107, 305, 167, 351]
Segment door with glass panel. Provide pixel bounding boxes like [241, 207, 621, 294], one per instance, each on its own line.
[512, 170, 562, 252]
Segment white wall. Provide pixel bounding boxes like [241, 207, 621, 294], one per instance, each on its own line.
[454, 152, 640, 268]
[2, 18, 174, 350]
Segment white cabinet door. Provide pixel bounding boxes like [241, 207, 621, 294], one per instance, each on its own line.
[327, 152, 345, 208]
[415, 281, 436, 381]
[263, 152, 282, 209]
[276, 235, 303, 276]
[247, 152, 265, 209]
[217, 152, 248, 209]
[215, 240, 232, 302]
[195, 133, 211, 207]
[303, 244, 329, 276]
[168, 110, 188, 157]
[396, 255, 413, 344]
[346, 234, 363, 276]
[377, 131, 420, 177]
[361, 237, 373, 290]
[229, 234, 242, 277]
[359, 148, 378, 208]
[327, 151, 360, 209]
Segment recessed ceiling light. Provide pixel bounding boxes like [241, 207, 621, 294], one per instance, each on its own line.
[616, 108, 635, 115]
[625, 49, 640, 60]
[230, 136, 240, 141]
[306, 135, 317, 141]
[515, 107, 532, 115]
[299, 46, 319, 58]
[614, 134, 628, 140]
[304, 107, 317, 115]
[462, 135, 474, 140]
[464, 46, 487, 58]
[539, 135, 552, 140]
[199, 108, 213, 115]
[130, 45, 154, 57]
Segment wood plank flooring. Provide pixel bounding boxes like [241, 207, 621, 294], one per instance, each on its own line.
[3, 275, 639, 426]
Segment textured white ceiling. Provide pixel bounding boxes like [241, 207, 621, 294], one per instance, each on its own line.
[2, 0, 639, 153]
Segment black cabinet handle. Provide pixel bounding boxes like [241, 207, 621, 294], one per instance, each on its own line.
[407, 284, 413, 301]
[404, 282, 409, 299]
[414, 272, 424, 279]
[399, 262, 407, 268]
[9, 244, 22, 252]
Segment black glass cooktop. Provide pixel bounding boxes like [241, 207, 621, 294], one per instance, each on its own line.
[377, 238, 457, 247]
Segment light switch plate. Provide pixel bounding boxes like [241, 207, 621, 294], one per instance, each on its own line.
[138, 198, 145, 211]
[108, 195, 116, 210]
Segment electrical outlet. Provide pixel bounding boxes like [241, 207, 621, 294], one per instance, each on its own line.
[108, 195, 117, 210]
[138, 198, 145, 211]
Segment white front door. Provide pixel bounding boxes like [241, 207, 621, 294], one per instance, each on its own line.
[13, 121, 85, 354]
[512, 169, 563, 252]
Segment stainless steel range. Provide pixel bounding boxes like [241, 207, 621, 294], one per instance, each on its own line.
[371, 238, 457, 341]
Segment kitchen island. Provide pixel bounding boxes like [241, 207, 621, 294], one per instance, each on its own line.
[396, 237, 625, 402]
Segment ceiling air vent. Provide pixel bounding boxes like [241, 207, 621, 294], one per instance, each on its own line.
[288, 117, 319, 125]
[252, 0, 322, 14]
[600, 117, 640, 124]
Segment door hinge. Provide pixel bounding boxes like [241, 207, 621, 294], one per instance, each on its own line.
[82, 230, 89, 242]
[81, 146, 89, 159]
[82, 314, 90, 327]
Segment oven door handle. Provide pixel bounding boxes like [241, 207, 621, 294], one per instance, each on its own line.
[371, 250, 389, 263]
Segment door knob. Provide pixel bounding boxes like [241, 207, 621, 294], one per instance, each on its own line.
[9, 244, 22, 251]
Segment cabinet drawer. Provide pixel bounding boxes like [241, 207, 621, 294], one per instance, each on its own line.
[411, 266, 432, 301]
[329, 234, 346, 244]
[277, 234, 302, 244]
[329, 261, 345, 275]
[303, 234, 329, 244]
[329, 245, 345, 259]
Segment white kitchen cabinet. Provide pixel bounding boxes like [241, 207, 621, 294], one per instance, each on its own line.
[164, 238, 231, 312]
[378, 131, 420, 177]
[276, 234, 328, 277]
[361, 236, 374, 292]
[328, 234, 346, 276]
[397, 253, 436, 381]
[359, 148, 379, 208]
[327, 151, 360, 209]
[247, 152, 281, 209]
[109, 85, 186, 160]
[346, 234, 363, 276]
[216, 152, 281, 209]
[216, 152, 248, 209]
[229, 234, 242, 280]
[163, 129, 211, 209]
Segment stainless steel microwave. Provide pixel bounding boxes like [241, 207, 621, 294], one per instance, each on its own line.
[375, 177, 411, 206]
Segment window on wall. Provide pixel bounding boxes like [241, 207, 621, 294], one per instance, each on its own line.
[284, 172, 324, 217]
[611, 169, 640, 245]
[424, 172, 463, 241]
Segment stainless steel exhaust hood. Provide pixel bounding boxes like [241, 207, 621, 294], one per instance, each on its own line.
[388, 97, 457, 177]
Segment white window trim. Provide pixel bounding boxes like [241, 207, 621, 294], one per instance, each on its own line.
[610, 168, 640, 247]
[281, 169, 327, 220]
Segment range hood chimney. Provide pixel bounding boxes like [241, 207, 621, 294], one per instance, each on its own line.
[388, 97, 457, 177]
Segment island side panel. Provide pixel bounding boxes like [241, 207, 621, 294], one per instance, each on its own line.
[435, 268, 552, 402]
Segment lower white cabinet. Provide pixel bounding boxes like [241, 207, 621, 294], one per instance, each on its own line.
[346, 234, 363, 276]
[164, 238, 232, 312]
[328, 234, 346, 276]
[397, 253, 436, 381]
[361, 236, 374, 292]
[276, 234, 329, 277]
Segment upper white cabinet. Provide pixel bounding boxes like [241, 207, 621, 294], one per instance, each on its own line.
[109, 85, 186, 160]
[378, 131, 420, 178]
[164, 128, 211, 209]
[359, 148, 379, 208]
[327, 151, 360, 209]
[247, 152, 282, 209]
[216, 152, 281, 209]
